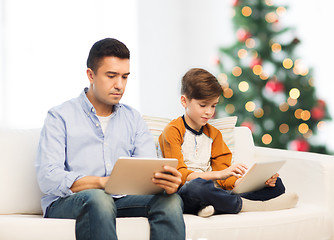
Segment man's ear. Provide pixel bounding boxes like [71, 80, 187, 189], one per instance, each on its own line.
[86, 68, 95, 84]
[180, 95, 188, 108]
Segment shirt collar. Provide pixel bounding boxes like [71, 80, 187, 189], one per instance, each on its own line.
[182, 115, 203, 135]
[80, 87, 121, 115]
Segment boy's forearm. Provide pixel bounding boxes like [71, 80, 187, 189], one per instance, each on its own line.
[186, 171, 221, 182]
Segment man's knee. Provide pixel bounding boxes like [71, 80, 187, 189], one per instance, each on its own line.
[80, 189, 116, 217]
[166, 194, 184, 213]
[150, 193, 184, 215]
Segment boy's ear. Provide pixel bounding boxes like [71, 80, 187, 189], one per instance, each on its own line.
[180, 95, 188, 108]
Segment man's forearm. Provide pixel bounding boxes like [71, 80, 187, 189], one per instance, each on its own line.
[70, 176, 109, 193]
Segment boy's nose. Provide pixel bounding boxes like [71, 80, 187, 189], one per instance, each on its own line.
[205, 107, 214, 115]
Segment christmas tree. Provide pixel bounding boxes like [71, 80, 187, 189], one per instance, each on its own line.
[215, 0, 331, 153]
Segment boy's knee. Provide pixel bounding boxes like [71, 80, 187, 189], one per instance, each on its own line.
[182, 178, 215, 196]
[275, 177, 286, 194]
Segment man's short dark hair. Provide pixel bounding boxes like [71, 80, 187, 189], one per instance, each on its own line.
[87, 38, 130, 73]
[181, 68, 223, 100]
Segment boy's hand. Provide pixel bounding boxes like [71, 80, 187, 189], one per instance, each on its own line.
[265, 173, 279, 187]
[218, 163, 248, 180]
[152, 165, 182, 194]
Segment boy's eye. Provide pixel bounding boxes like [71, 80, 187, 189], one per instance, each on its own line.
[199, 104, 206, 107]
[108, 75, 116, 79]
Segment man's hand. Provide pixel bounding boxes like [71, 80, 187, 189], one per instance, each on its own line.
[152, 165, 182, 194]
[265, 173, 279, 187]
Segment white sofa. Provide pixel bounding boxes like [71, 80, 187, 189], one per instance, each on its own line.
[1, 117, 334, 240]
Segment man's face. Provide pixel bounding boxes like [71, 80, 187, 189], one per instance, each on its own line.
[181, 96, 219, 131]
[87, 56, 130, 108]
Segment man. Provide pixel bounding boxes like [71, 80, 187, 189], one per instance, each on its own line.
[36, 38, 185, 240]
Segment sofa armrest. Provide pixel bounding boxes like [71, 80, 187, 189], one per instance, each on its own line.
[255, 147, 334, 236]
[255, 146, 334, 205]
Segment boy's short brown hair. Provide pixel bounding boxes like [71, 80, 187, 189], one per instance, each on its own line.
[181, 68, 223, 100]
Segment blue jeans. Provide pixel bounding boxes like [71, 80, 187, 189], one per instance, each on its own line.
[178, 177, 285, 215]
[45, 189, 185, 240]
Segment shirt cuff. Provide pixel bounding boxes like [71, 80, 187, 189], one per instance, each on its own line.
[62, 172, 85, 196]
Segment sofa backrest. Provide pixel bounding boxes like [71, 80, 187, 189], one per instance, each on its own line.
[0, 117, 255, 215]
[233, 127, 255, 167]
[143, 115, 255, 166]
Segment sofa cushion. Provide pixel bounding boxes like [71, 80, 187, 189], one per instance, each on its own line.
[0, 128, 43, 214]
[0, 204, 331, 240]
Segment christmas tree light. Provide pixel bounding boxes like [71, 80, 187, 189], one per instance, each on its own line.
[239, 81, 249, 92]
[262, 134, 272, 144]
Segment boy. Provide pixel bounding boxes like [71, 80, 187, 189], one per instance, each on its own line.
[159, 68, 298, 217]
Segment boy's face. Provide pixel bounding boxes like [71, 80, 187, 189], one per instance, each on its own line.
[181, 95, 219, 131]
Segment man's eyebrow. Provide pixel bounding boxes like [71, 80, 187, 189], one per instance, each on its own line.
[106, 71, 130, 75]
[106, 71, 118, 75]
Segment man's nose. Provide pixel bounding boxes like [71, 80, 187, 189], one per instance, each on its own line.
[114, 76, 124, 89]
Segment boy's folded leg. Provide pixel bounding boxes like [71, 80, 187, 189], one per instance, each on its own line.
[240, 192, 299, 212]
[197, 205, 215, 217]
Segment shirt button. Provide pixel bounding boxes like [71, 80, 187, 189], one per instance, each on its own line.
[96, 123, 99, 127]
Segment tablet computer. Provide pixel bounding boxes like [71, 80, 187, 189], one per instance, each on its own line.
[105, 157, 178, 195]
[232, 160, 286, 194]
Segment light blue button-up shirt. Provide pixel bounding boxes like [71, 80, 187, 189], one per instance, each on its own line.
[35, 88, 157, 216]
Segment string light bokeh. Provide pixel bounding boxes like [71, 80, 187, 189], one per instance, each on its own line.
[216, 0, 331, 153]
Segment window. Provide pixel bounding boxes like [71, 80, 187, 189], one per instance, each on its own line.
[0, 0, 138, 128]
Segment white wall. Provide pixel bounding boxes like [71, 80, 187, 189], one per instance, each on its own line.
[1, 0, 333, 151]
[137, 0, 334, 151]
[0, 0, 138, 128]
[0, 0, 5, 126]
[137, 0, 233, 119]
